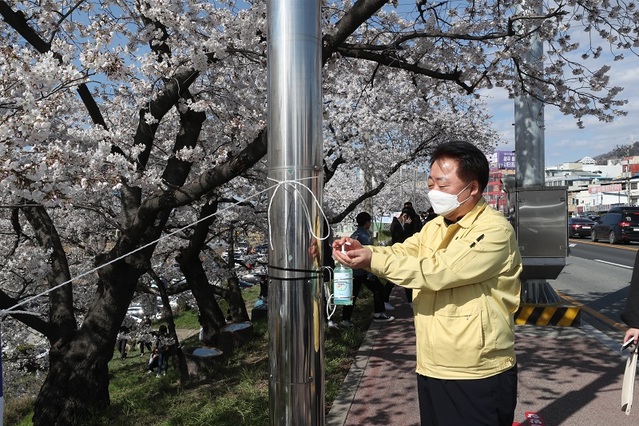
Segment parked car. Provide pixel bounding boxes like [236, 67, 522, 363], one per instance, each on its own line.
[590, 207, 639, 244]
[222, 249, 244, 263]
[127, 303, 144, 318]
[253, 243, 268, 254]
[568, 217, 596, 238]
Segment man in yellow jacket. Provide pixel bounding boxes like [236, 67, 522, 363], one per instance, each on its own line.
[333, 140, 522, 426]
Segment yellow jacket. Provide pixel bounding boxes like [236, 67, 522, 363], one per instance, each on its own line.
[368, 198, 522, 379]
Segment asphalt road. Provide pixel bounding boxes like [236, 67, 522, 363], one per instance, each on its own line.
[557, 239, 637, 334]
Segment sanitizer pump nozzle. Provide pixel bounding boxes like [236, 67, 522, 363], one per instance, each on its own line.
[333, 242, 353, 305]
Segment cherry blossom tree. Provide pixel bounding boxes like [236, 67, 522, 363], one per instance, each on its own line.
[1, 0, 638, 423]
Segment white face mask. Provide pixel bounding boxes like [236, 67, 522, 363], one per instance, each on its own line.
[427, 182, 472, 216]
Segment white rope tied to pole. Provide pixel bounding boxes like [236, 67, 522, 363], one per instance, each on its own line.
[266, 176, 330, 251]
[1, 177, 331, 317]
[1, 184, 276, 315]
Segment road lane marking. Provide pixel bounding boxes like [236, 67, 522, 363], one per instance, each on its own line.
[556, 290, 627, 331]
[593, 259, 634, 270]
[570, 238, 639, 251]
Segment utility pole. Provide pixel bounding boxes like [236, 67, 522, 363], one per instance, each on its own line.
[266, 0, 324, 424]
[513, 0, 570, 313]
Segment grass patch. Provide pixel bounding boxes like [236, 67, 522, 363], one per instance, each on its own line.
[4, 395, 35, 426]
[5, 285, 375, 425]
[155, 307, 200, 330]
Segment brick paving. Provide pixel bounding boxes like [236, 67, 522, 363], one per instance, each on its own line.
[327, 289, 639, 426]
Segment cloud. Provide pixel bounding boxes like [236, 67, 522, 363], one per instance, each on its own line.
[483, 51, 639, 166]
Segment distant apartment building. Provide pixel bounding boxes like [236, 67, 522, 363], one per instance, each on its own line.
[485, 152, 639, 215]
[544, 156, 628, 215]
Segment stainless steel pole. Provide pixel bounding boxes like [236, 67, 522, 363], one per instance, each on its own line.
[515, 0, 545, 187]
[514, 0, 566, 305]
[266, 0, 324, 424]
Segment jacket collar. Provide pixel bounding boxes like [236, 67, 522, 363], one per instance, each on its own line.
[438, 197, 488, 229]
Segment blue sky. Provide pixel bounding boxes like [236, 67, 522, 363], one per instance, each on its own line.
[483, 54, 639, 167]
[385, 1, 639, 167]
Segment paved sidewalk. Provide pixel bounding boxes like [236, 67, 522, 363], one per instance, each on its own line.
[326, 289, 639, 426]
[175, 328, 199, 342]
[326, 290, 419, 426]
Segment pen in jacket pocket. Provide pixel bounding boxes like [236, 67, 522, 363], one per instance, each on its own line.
[469, 234, 484, 248]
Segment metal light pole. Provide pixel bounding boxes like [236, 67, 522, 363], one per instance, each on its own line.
[514, 0, 567, 306]
[514, 1, 545, 187]
[266, 0, 324, 424]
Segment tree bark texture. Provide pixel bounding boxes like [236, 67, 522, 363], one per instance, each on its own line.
[33, 260, 143, 425]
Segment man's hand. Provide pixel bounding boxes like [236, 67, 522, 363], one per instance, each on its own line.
[332, 237, 361, 251]
[332, 237, 372, 269]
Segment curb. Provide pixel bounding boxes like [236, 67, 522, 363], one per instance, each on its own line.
[325, 320, 382, 426]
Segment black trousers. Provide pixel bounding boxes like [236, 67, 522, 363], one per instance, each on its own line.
[342, 275, 385, 321]
[117, 338, 127, 358]
[417, 364, 518, 426]
[383, 281, 413, 303]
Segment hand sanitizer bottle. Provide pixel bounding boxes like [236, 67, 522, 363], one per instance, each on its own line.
[333, 243, 353, 305]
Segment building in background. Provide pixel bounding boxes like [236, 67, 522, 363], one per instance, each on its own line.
[485, 151, 639, 216]
[544, 157, 628, 215]
[486, 151, 516, 213]
[337, 151, 639, 229]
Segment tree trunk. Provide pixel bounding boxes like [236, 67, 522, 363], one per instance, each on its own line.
[33, 327, 112, 424]
[33, 260, 142, 425]
[181, 257, 228, 342]
[175, 201, 228, 344]
[226, 276, 249, 322]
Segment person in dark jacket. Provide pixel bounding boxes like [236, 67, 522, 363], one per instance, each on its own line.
[422, 206, 437, 223]
[622, 251, 639, 346]
[340, 212, 394, 327]
[154, 325, 174, 377]
[116, 326, 130, 359]
[384, 202, 423, 308]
